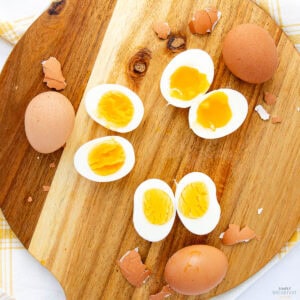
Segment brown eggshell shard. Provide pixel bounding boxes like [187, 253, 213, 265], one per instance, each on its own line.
[189, 10, 212, 35]
[205, 6, 219, 30]
[24, 92, 75, 154]
[222, 24, 278, 84]
[149, 285, 173, 300]
[271, 116, 282, 124]
[164, 245, 228, 296]
[42, 57, 67, 90]
[117, 249, 151, 287]
[222, 224, 257, 245]
[153, 21, 171, 40]
[264, 91, 277, 105]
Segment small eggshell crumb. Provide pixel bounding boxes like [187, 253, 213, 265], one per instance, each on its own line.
[219, 232, 225, 239]
[27, 196, 33, 202]
[42, 57, 67, 91]
[255, 105, 270, 121]
[117, 248, 151, 287]
[257, 208, 263, 215]
[221, 224, 257, 245]
[42, 185, 50, 192]
[264, 92, 277, 105]
[49, 162, 56, 168]
[149, 285, 173, 300]
[271, 116, 282, 124]
[153, 21, 171, 40]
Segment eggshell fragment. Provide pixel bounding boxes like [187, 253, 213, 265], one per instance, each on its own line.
[42, 57, 66, 90]
[117, 248, 151, 287]
[149, 285, 173, 300]
[42, 185, 50, 192]
[264, 91, 277, 105]
[153, 21, 170, 40]
[271, 116, 282, 124]
[221, 224, 257, 245]
[255, 105, 270, 121]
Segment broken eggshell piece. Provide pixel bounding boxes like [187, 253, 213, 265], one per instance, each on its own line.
[221, 224, 257, 245]
[42, 57, 66, 90]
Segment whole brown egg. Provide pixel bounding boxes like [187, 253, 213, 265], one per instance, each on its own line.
[24, 91, 75, 154]
[164, 245, 228, 296]
[222, 23, 278, 84]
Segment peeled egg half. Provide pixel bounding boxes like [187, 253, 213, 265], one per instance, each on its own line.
[85, 84, 144, 133]
[160, 49, 214, 108]
[189, 88, 248, 139]
[74, 136, 135, 182]
[175, 172, 220, 235]
[133, 179, 176, 242]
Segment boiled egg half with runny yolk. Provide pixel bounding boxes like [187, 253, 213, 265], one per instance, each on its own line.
[160, 49, 214, 108]
[74, 136, 135, 182]
[85, 84, 144, 133]
[189, 88, 248, 139]
[133, 179, 176, 242]
[175, 172, 220, 235]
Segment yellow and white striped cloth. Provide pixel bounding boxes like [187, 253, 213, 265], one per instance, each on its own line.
[0, 0, 299, 299]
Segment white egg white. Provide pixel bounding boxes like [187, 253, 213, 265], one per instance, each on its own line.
[175, 172, 221, 235]
[74, 136, 135, 182]
[133, 179, 176, 242]
[160, 49, 214, 108]
[189, 88, 248, 139]
[84, 84, 144, 133]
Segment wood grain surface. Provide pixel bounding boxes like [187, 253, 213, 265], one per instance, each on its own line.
[1, 0, 300, 299]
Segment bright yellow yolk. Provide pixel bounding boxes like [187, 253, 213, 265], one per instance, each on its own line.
[179, 182, 209, 218]
[143, 189, 174, 225]
[197, 91, 232, 131]
[97, 91, 134, 128]
[170, 66, 210, 101]
[88, 139, 125, 176]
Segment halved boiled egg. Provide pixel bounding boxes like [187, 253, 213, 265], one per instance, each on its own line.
[175, 172, 220, 235]
[133, 179, 176, 242]
[189, 88, 248, 139]
[160, 49, 214, 108]
[85, 84, 144, 133]
[74, 136, 135, 182]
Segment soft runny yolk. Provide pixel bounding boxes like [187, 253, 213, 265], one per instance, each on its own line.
[179, 182, 209, 219]
[143, 189, 173, 225]
[88, 139, 125, 176]
[170, 66, 210, 101]
[197, 91, 232, 131]
[97, 91, 134, 128]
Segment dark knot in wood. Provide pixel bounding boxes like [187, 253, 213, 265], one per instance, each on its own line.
[48, 0, 66, 15]
[128, 48, 152, 80]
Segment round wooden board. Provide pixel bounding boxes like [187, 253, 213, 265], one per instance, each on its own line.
[1, 0, 300, 299]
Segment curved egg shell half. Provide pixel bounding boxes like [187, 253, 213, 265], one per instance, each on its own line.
[160, 49, 214, 108]
[133, 179, 176, 242]
[24, 91, 75, 154]
[188, 88, 248, 139]
[175, 172, 220, 235]
[164, 245, 228, 295]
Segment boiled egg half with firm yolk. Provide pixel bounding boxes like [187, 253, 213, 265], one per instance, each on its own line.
[74, 136, 135, 182]
[85, 84, 144, 133]
[175, 172, 220, 235]
[160, 49, 214, 108]
[189, 88, 248, 139]
[133, 179, 176, 242]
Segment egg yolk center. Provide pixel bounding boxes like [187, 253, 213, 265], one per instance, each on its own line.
[88, 139, 125, 176]
[143, 189, 173, 225]
[170, 66, 210, 101]
[197, 91, 232, 131]
[97, 91, 134, 128]
[179, 182, 209, 219]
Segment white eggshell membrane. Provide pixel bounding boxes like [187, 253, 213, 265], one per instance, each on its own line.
[189, 88, 248, 139]
[133, 179, 176, 242]
[160, 49, 214, 108]
[74, 136, 135, 182]
[175, 172, 221, 235]
[85, 84, 144, 133]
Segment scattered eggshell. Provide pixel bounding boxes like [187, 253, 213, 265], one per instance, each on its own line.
[27, 196, 33, 203]
[42, 185, 50, 192]
[219, 232, 225, 239]
[49, 162, 56, 168]
[297, 107, 300, 112]
[221, 224, 257, 245]
[117, 248, 151, 287]
[149, 285, 173, 300]
[42, 57, 66, 90]
[264, 92, 277, 105]
[255, 105, 270, 121]
[257, 208, 263, 215]
[271, 116, 282, 124]
[153, 21, 171, 40]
